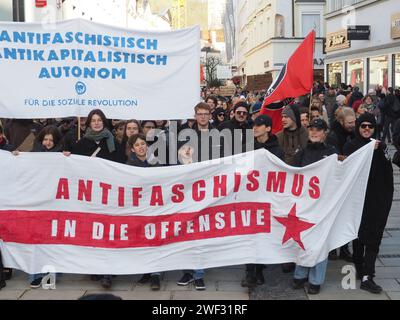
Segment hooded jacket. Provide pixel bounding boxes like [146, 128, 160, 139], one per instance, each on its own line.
[276, 104, 308, 165]
[343, 113, 394, 245]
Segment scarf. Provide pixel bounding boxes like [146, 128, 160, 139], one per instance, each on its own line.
[84, 128, 115, 153]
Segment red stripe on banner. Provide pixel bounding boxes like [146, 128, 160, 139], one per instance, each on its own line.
[0, 203, 271, 249]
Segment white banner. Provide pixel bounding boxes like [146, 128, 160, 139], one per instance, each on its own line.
[0, 19, 200, 119]
[0, 142, 374, 275]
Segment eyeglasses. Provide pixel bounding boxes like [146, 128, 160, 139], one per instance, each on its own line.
[360, 124, 374, 129]
[236, 111, 248, 116]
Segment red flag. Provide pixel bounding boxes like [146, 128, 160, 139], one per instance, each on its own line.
[260, 30, 315, 133]
[200, 64, 205, 82]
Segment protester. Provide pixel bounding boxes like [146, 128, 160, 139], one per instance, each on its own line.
[113, 121, 125, 144]
[0, 124, 13, 151]
[344, 113, 394, 294]
[241, 115, 284, 288]
[72, 110, 116, 162]
[382, 88, 400, 143]
[116, 119, 141, 163]
[275, 104, 308, 273]
[62, 117, 87, 152]
[71, 109, 117, 288]
[326, 107, 356, 261]
[4, 119, 39, 152]
[292, 118, 337, 295]
[32, 126, 63, 152]
[206, 95, 218, 113]
[125, 133, 163, 290]
[218, 101, 253, 155]
[299, 107, 310, 128]
[276, 104, 308, 166]
[212, 107, 227, 127]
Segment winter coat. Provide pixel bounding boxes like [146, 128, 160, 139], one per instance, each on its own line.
[276, 126, 308, 165]
[293, 142, 337, 167]
[246, 134, 285, 160]
[218, 118, 253, 154]
[343, 119, 393, 245]
[0, 138, 13, 151]
[326, 121, 355, 155]
[72, 136, 116, 162]
[126, 153, 153, 167]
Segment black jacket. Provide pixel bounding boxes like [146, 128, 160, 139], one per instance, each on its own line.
[293, 142, 337, 167]
[250, 134, 285, 160]
[0, 138, 13, 151]
[344, 126, 393, 245]
[218, 118, 253, 155]
[326, 121, 355, 155]
[126, 153, 153, 167]
[72, 137, 116, 162]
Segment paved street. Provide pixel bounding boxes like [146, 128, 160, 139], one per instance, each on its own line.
[1, 147, 400, 300]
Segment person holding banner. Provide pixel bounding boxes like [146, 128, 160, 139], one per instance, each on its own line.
[344, 113, 394, 294]
[291, 118, 337, 294]
[125, 133, 163, 290]
[71, 109, 117, 289]
[241, 114, 284, 288]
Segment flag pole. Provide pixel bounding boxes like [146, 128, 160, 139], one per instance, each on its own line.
[308, 29, 316, 122]
[77, 117, 81, 141]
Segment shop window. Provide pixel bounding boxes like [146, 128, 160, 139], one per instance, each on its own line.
[348, 59, 364, 91]
[328, 62, 343, 87]
[369, 55, 388, 90]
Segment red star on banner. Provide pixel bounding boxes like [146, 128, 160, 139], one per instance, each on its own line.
[274, 204, 315, 250]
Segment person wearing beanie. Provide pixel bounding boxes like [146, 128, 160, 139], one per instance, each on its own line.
[292, 118, 337, 295]
[275, 104, 309, 274]
[241, 114, 284, 289]
[276, 104, 308, 166]
[250, 101, 263, 121]
[343, 113, 394, 294]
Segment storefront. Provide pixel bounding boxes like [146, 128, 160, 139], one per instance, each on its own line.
[395, 53, 400, 88]
[325, 3, 400, 93]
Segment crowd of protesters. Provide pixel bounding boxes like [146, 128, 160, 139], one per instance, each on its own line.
[0, 81, 398, 295]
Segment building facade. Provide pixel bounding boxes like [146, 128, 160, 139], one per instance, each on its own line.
[21, 0, 170, 30]
[325, 0, 400, 93]
[234, 0, 326, 90]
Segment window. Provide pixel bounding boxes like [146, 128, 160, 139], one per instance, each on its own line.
[328, 62, 344, 86]
[395, 54, 400, 88]
[369, 55, 388, 90]
[302, 14, 321, 37]
[348, 59, 364, 91]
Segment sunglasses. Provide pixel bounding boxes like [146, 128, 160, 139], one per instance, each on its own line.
[236, 111, 248, 116]
[218, 113, 225, 117]
[360, 124, 374, 129]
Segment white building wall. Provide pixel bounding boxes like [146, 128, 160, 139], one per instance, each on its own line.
[325, 0, 400, 91]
